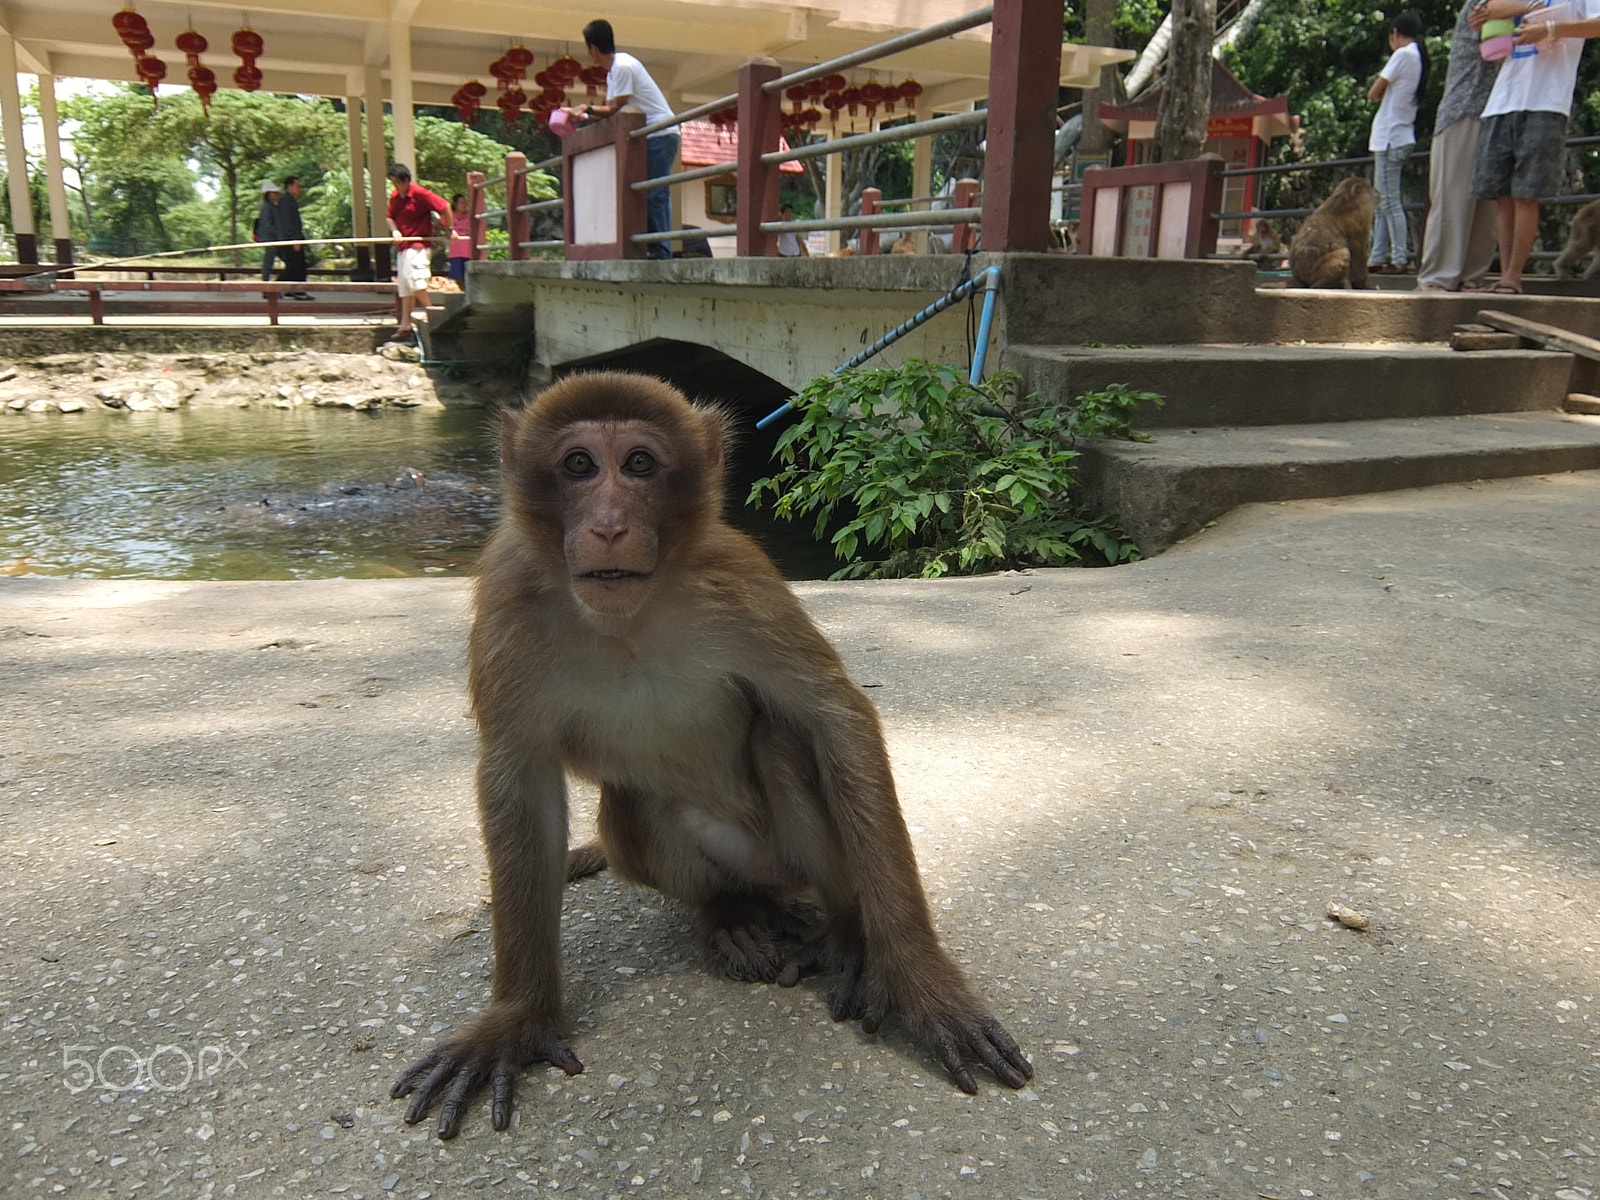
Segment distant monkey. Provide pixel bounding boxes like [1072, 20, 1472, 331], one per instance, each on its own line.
[1288, 176, 1380, 289]
[1555, 198, 1600, 280]
[391, 373, 1032, 1138]
[1246, 218, 1285, 268]
[890, 232, 918, 254]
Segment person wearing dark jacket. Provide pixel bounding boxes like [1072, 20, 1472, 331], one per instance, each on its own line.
[255, 180, 281, 282]
[277, 176, 313, 301]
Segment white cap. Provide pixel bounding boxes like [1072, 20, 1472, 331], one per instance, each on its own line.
[260, 179, 280, 193]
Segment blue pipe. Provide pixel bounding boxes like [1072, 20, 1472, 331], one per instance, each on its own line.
[756, 264, 1001, 429]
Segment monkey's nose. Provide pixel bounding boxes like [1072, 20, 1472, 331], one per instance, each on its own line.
[589, 520, 629, 546]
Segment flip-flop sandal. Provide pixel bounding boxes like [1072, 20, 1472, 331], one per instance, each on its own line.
[386, 329, 415, 342]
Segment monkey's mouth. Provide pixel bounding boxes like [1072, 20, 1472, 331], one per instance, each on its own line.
[580, 569, 648, 581]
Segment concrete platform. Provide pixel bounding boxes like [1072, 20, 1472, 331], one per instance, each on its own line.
[1083, 410, 1600, 551]
[4, 471, 1600, 1197]
[1009, 343, 1578, 426]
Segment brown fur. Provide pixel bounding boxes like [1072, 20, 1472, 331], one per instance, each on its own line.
[390, 372, 1031, 1139]
[890, 233, 918, 254]
[1246, 218, 1285, 268]
[1288, 176, 1380, 289]
[1556, 198, 1600, 280]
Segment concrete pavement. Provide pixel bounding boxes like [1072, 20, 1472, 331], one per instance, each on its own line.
[2, 470, 1599, 1200]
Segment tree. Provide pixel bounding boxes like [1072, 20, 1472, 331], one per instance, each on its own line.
[1151, 0, 1217, 161]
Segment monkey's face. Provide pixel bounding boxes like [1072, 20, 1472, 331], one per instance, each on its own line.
[549, 420, 681, 625]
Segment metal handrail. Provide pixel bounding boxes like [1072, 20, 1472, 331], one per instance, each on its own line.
[634, 162, 736, 192]
[481, 207, 508, 221]
[762, 208, 980, 234]
[519, 239, 566, 250]
[763, 110, 988, 167]
[632, 226, 739, 244]
[517, 198, 563, 214]
[635, 93, 739, 140]
[764, 6, 993, 93]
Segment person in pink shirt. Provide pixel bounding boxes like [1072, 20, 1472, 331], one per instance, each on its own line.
[447, 193, 472, 287]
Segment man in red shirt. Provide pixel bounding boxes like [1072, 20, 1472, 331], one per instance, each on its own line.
[385, 163, 451, 340]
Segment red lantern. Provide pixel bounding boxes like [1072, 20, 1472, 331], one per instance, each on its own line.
[504, 44, 533, 76]
[898, 77, 923, 104]
[842, 86, 861, 118]
[802, 107, 821, 129]
[883, 84, 903, 114]
[462, 79, 487, 100]
[231, 27, 263, 91]
[858, 81, 884, 123]
[551, 54, 583, 81]
[822, 73, 846, 92]
[497, 86, 526, 127]
[823, 92, 844, 131]
[786, 85, 807, 114]
[579, 65, 607, 97]
[123, 27, 155, 54]
[234, 64, 262, 92]
[175, 29, 207, 64]
[805, 78, 826, 100]
[112, 9, 148, 38]
[189, 65, 217, 111]
[539, 86, 565, 106]
[136, 53, 165, 103]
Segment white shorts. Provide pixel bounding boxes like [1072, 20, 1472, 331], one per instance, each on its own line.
[396, 246, 432, 297]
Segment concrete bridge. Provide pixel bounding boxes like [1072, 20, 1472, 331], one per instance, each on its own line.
[440, 253, 1600, 552]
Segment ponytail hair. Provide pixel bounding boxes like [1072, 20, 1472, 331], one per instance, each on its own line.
[1392, 10, 1429, 99]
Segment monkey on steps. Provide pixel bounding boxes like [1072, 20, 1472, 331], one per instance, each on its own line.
[390, 373, 1032, 1138]
[1289, 176, 1381, 288]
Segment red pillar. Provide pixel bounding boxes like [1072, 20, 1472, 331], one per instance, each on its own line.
[467, 170, 487, 261]
[982, 0, 1066, 252]
[736, 58, 784, 257]
[859, 188, 881, 255]
[506, 153, 529, 261]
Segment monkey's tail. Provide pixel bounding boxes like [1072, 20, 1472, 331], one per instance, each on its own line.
[566, 841, 608, 882]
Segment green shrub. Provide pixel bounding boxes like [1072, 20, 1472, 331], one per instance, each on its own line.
[748, 359, 1162, 580]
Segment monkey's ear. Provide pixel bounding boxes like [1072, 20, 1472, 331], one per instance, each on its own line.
[500, 408, 521, 475]
[698, 407, 728, 473]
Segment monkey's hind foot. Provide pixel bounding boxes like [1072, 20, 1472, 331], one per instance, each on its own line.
[698, 895, 812, 984]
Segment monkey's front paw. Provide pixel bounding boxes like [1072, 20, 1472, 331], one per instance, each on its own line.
[389, 1011, 582, 1139]
[909, 999, 1033, 1095]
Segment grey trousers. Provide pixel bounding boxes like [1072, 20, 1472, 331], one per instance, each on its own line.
[1418, 117, 1498, 291]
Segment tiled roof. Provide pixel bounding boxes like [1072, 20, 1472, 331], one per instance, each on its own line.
[679, 120, 804, 173]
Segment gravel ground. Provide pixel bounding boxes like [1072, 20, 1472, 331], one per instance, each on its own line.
[2, 471, 1598, 1200]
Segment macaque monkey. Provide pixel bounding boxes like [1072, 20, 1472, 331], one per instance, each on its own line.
[890, 232, 918, 255]
[1288, 176, 1380, 289]
[1246, 218, 1285, 269]
[391, 373, 1032, 1138]
[1555, 198, 1600, 280]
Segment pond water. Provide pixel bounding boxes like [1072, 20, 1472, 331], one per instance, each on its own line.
[0, 407, 833, 581]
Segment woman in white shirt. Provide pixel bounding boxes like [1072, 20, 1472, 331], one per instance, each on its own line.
[1367, 11, 1429, 273]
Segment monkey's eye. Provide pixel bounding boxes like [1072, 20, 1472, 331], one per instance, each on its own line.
[563, 450, 597, 476]
[623, 449, 657, 475]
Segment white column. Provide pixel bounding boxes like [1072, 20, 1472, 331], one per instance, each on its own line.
[0, 32, 36, 260]
[364, 65, 388, 233]
[37, 73, 71, 261]
[912, 97, 932, 253]
[346, 95, 369, 241]
[388, 21, 415, 177]
[824, 133, 841, 254]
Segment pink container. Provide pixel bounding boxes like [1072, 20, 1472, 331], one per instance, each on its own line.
[1480, 32, 1516, 58]
[548, 108, 576, 137]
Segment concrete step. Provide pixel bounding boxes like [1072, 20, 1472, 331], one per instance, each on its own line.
[1009, 343, 1576, 428]
[421, 301, 533, 364]
[1080, 411, 1600, 553]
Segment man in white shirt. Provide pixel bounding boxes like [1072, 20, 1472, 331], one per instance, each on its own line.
[1468, 0, 1600, 292]
[570, 20, 678, 260]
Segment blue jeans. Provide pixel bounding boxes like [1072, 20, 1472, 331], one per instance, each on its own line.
[1369, 143, 1414, 266]
[260, 248, 277, 281]
[645, 133, 679, 260]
